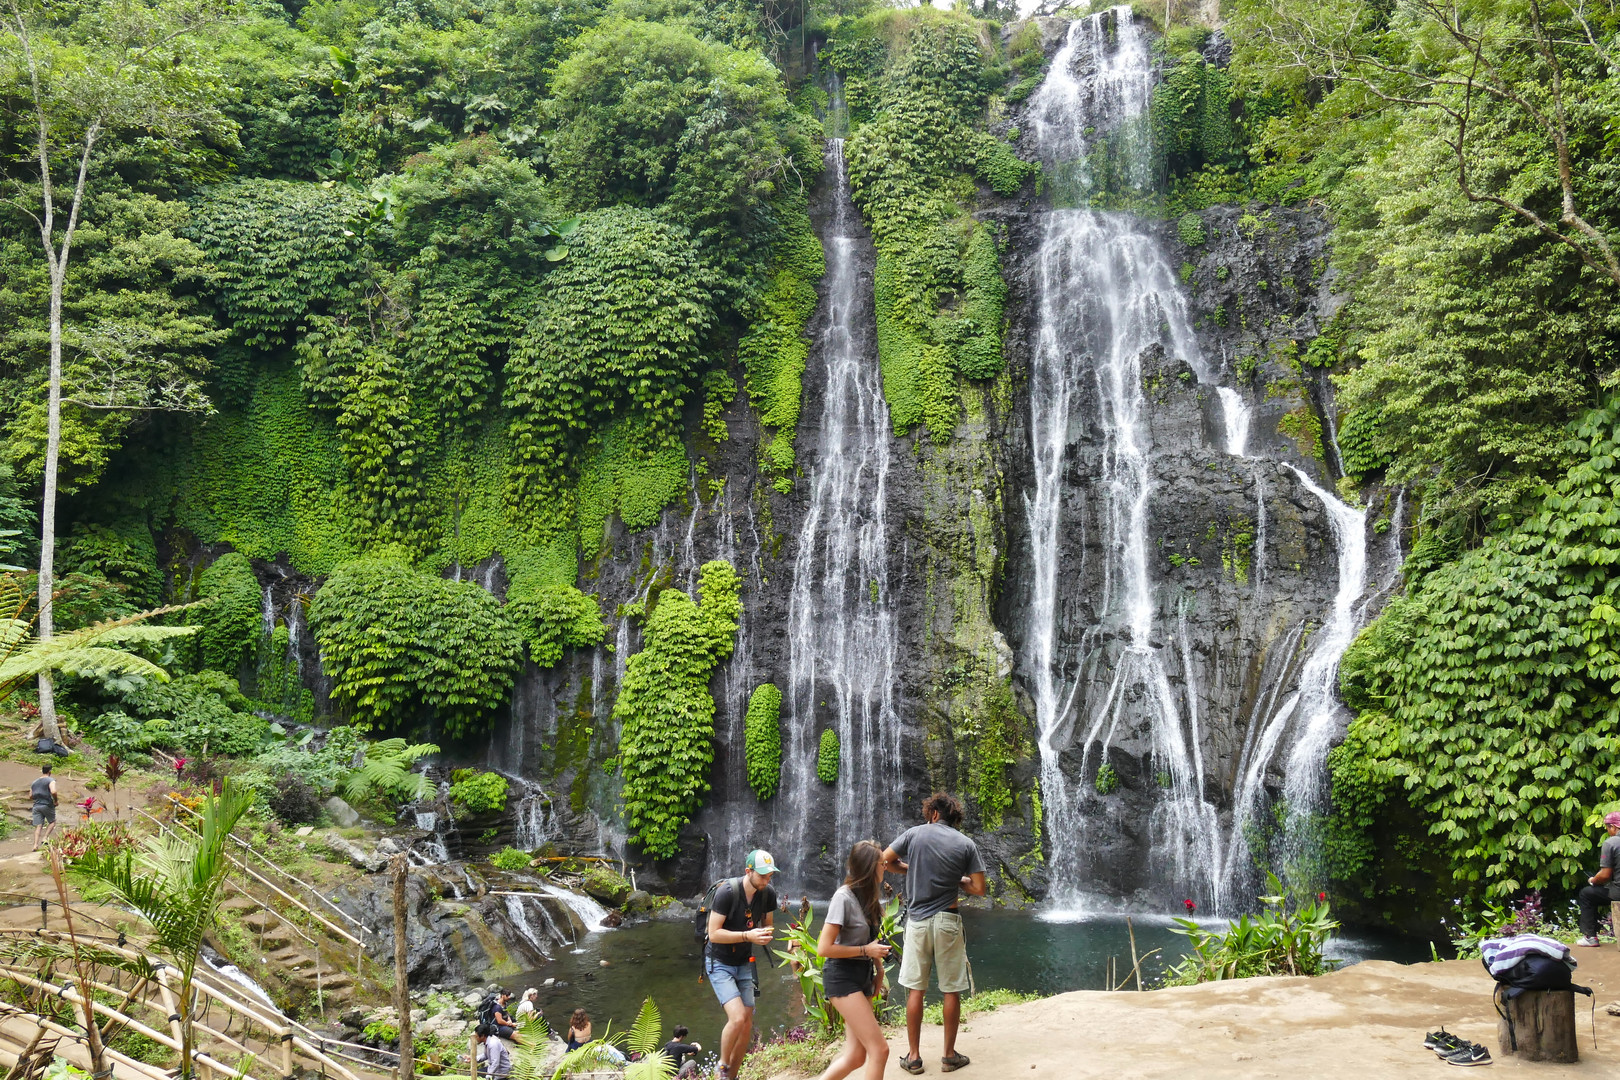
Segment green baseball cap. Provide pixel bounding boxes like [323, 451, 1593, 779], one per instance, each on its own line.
[746, 849, 778, 876]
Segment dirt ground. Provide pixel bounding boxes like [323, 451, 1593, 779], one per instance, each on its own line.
[773, 950, 1620, 1078]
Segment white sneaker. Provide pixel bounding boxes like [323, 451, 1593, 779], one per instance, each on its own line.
[1574, 936, 1601, 947]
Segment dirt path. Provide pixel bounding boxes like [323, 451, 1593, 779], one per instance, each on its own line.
[774, 950, 1620, 1078]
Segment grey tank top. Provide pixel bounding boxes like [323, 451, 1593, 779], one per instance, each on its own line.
[30, 776, 53, 806]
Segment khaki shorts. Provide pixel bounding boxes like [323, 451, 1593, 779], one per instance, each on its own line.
[899, 911, 970, 994]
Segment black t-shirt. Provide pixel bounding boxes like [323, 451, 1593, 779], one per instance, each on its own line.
[708, 877, 776, 966]
[663, 1041, 700, 1063]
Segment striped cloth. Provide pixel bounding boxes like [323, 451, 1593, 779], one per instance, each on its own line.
[1480, 934, 1574, 978]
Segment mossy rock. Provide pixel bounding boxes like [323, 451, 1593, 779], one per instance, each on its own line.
[582, 865, 632, 906]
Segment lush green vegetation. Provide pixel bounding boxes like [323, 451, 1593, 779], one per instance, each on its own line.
[745, 683, 784, 800]
[1191, 0, 1620, 915]
[816, 727, 840, 784]
[615, 560, 742, 857]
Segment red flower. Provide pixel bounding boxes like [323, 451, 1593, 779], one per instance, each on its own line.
[78, 796, 97, 813]
[173, 757, 188, 775]
[1183, 899, 1196, 913]
[1318, 892, 1327, 902]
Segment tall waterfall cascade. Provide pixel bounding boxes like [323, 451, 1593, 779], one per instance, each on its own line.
[1022, 7, 1376, 914]
[781, 137, 904, 872]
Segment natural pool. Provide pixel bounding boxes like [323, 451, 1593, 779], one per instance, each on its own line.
[501, 909, 1433, 1054]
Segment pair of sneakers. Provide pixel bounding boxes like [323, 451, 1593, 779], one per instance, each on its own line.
[1424, 1029, 1492, 1067]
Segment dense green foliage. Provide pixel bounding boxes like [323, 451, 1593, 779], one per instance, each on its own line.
[829, 8, 1023, 439]
[309, 557, 521, 737]
[744, 682, 783, 800]
[449, 768, 511, 814]
[1336, 405, 1620, 898]
[615, 560, 741, 857]
[817, 727, 840, 784]
[195, 553, 261, 675]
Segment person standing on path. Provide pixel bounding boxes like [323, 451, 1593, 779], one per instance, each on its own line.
[705, 848, 778, 1080]
[1574, 811, 1620, 946]
[814, 840, 894, 1080]
[883, 793, 986, 1074]
[30, 762, 57, 851]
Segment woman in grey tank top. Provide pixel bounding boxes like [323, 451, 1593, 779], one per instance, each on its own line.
[813, 840, 893, 1080]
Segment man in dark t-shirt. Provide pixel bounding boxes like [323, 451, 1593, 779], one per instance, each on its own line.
[662, 1025, 702, 1079]
[1575, 811, 1620, 945]
[884, 792, 986, 1074]
[705, 848, 777, 1080]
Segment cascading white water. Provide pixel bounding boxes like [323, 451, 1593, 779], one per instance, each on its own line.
[540, 882, 614, 934]
[1025, 9, 1224, 910]
[782, 137, 901, 871]
[510, 776, 554, 851]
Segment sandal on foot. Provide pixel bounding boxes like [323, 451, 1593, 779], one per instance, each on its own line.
[941, 1053, 970, 1072]
[899, 1054, 925, 1074]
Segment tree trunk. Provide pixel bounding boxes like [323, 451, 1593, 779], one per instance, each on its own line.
[1496, 988, 1578, 1063]
[36, 258, 63, 743]
[393, 854, 414, 1080]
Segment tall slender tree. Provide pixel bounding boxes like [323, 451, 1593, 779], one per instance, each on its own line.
[1, 0, 233, 740]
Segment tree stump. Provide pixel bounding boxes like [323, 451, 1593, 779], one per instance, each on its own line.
[1611, 902, 1620, 951]
[1496, 989, 1578, 1063]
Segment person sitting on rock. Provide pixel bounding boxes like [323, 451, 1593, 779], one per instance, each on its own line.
[478, 989, 522, 1044]
[1575, 811, 1620, 947]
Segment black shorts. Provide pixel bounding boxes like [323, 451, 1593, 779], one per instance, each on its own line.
[823, 957, 874, 999]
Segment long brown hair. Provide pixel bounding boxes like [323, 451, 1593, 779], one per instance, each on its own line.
[842, 840, 884, 936]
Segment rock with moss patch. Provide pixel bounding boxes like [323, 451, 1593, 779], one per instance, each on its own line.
[581, 866, 632, 906]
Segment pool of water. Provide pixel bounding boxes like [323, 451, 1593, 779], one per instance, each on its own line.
[499, 910, 1432, 1054]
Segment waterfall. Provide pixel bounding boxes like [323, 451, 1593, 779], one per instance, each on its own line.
[539, 882, 614, 933]
[1025, 9, 1223, 910]
[782, 136, 902, 873]
[510, 777, 554, 850]
[504, 894, 556, 958]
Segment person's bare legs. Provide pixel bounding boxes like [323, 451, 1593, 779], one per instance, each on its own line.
[905, 987, 925, 1062]
[819, 992, 887, 1080]
[941, 992, 961, 1058]
[720, 997, 753, 1076]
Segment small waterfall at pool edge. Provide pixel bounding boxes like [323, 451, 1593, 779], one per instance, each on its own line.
[781, 136, 903, 876]
[1023, 7, 1374, 915]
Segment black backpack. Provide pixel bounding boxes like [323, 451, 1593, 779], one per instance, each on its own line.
[1485, 954, 1595, 1051]
[693, 877, 745, 949]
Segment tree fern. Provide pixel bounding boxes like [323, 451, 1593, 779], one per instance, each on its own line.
[0, 576, 199, 702]
[340, 738, 441, 804]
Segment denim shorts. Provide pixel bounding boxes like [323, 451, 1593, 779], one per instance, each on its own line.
[705, 956, 756, 1008]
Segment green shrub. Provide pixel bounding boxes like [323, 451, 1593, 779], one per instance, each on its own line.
[1177, 212, 1207, 246]
[309, 557, 522, 736]
[616, 560, 742, 857]
[817, 728, 840, 785]
[1160, 875, 1338, 985]
[196, 552, 262, 675]
[745, 683, 783, 800]
[362, 1021, 399, 1045]
[449, 769, 509, 814]
[489, 847, 533, 872]
[1094, 762, 1119, 795]
[124, 670, 268, 756]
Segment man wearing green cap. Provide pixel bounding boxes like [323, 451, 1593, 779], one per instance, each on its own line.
[705, 849, 778, 1080]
